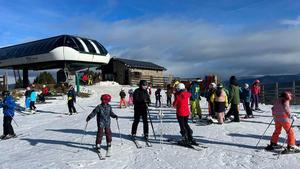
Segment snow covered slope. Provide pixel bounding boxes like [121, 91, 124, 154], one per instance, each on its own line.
[1, 83, 300, 169]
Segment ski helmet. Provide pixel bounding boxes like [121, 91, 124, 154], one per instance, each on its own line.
[255, 80, 260, 83]
[176, 83, 185, 90]
[217, 83, 223, 88]
[101, 94, 111, 104]
[210, 83, 217, 89]
[244, 83, 249, 89]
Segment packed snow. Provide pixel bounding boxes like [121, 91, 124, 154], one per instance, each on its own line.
[1, 83, 300, 169]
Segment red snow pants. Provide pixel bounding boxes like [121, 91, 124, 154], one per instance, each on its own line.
[271, 121, 295, 146]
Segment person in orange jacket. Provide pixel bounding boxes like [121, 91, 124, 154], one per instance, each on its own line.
[265, 91, 300, 152]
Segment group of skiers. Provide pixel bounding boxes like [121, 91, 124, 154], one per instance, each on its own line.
[2, 77, 300, 155]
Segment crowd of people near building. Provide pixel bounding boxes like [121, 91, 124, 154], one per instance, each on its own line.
[1, 76, 299, 156]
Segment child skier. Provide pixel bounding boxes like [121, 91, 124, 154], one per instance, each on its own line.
[29, 87, 38, 113]
[0, 91, 16, 140]
[265, 92, 300, 152]
[155, 88, 162, 107]
[24, 86, 31, 111]
[119, 88, 127, 108]
[86, 94, 118, 156]
[206, 83, 216, 118]
[251, 80, 261, 111]
[173, 83, 197, 146]
[241, 83, 253, 118]
[67, 85, 77, 115]
[128, 89, 134, 106]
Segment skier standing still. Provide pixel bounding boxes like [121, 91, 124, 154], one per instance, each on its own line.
[173, 83, 197, 146]
[0, 91, 16, 140]
[131, 80, 151, 140]
[67, 85, 77, 115]
[265, 92, 300, 152]
[86, 94, 118, 155]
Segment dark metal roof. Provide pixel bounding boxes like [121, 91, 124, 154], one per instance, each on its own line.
[114, 58, 166, 71]
[0, 35, 108, 60]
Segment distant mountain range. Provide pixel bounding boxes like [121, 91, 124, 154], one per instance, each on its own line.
[237, 74, 300, 85]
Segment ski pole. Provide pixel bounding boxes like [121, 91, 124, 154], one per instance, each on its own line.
[12, 117, 19, 127]
[116, 118, 123, 145]
[80, 122, 88, 146]
[75, 102, 86, 111]
[147, 108, 157, 140]
[278, 117, 296, 159]
[256, 118, 274, 148]
[158, 109, 164, 144]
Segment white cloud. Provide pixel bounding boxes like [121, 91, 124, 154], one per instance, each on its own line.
[280, 16, 300, 26]
[5, 16, 300, 79]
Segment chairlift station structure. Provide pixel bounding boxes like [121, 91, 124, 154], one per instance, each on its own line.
[0, 35, 111, 87]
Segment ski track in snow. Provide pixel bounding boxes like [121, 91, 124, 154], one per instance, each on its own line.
[1, 83, 300, 169]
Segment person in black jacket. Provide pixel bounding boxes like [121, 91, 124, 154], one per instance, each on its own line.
[67, 85, 77, 115]
[131, 80, 151, 140]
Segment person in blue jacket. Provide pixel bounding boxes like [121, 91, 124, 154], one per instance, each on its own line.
[0, 91, 16, 140]
[29, 88, 37, 113]
[241, 83, 253, 118]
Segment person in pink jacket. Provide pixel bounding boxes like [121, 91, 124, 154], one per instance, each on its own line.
[251, 80, 261, 111]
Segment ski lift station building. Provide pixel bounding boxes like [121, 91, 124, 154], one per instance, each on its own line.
[0, 35, 111, 87]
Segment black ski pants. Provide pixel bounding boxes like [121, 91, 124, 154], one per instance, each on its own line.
[3, 116, 14, 136]
[167, 96, 172, 107]
[244, 102, 253, 116]
[30, 101, 36, 110]
[226, 104, 240, 122]
[131, 106, 149, 137]
[68, 100, 77, 114]
[177, 115, 193, 140]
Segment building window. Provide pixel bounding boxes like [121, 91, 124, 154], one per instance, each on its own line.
[132, 72, 141, 78]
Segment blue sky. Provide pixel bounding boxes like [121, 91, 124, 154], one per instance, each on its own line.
[1, 0, 300, 78]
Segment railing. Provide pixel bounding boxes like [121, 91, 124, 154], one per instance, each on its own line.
[260, 81, 300, 105]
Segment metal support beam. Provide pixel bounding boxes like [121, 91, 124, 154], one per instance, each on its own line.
[23, 68, 29, 88]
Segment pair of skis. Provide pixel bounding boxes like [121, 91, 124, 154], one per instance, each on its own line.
[131, 135, 152, 149]
[166, 138, 208, 151]
[94, 147, 111, 160]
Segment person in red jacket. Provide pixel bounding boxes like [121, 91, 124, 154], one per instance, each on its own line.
[173, 83, 197, 146]
[251, 80, 261, 110]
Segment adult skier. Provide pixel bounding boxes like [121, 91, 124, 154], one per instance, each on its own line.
[189, 79, 202, 122]
[131, 80, 151, 141]
[265, 91, 300, 152]
[67, 85, 77, 115]
[86, 94, 118, 156]
[0, 91, 16, 140]
[173, 83, 197, 146]
[241, 83, 253, 118]
[225, 76, 240, 122]
[166, 84, 173, 107]
[211, 84, 228, 124]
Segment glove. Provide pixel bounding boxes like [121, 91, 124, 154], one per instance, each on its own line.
[112, 115, 118, 120]
[86, 116, 91, 122]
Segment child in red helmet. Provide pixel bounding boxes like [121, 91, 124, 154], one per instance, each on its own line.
[265, 91, 300, 153]
[86, 94, 118, 157]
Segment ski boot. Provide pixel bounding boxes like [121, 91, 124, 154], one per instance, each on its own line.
[0, 135, 6, 139]
[189, 138, 199, 146]
[96, 144, 101, 150]
[106, 143, 112, 157]
[265, 142, 280, 151]
[178, 137, 191, 147]
[4, 134, 16, 140]
[286, 145, 300, 153]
